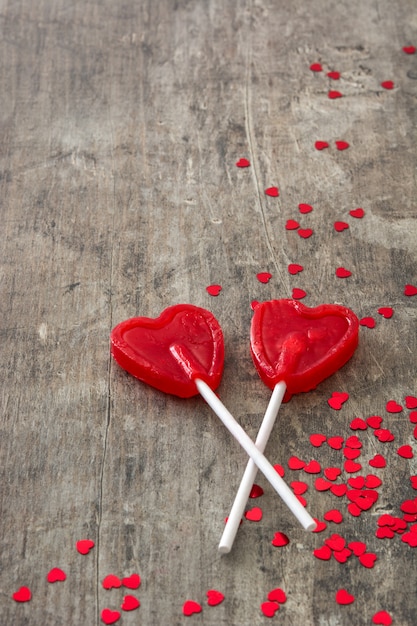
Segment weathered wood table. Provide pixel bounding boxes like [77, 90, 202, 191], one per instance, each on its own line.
[1, 1, 416, 624]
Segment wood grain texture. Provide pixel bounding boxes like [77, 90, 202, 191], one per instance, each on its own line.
[0, 0, 416, 624]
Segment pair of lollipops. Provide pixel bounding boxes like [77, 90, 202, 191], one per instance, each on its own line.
[110, 299, 359, 553]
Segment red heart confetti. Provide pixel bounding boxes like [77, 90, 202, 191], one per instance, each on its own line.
[12, 586, 31, 602]
[271, 531, 290, 547]
[386, 400, 402, 413]
[327, 436, 344, 449]
[249, 484, 264, 498]
[304, 459, 321, 474]
[122, 573, 141, 589]
[288, 263, 304, 275]
[324, 509, 343, 524]
[315, 140, 329, 150]
[350, 417, 368, 430]
[376, 526, 395, 539]
[359, 552, 377, 568]
[206, 284, 222, 296]
[327, 71, 340, 80]
[310, 433, 327, 447]
[334, 221, 349, 232]
[328, 90, 343, 99]
[47, 567, 66, 583]
[381, 80, 394, 90]
[345, 435, 362, 449]
[324, 467, 342, 480]
[297, 228, 314, 238]
[411, 411, 417, 424]
[256, 272, 272, 284]
[369, 454, 386, 468]
[315, 477, 332, 491]
[366, 474, 382, 488]
[274, 463, 285, 476]
[207, 590, 225, 606]
[397, 445, 413, 459]
[291, 480, 308, 495]
[236, 158, 250, 167]
[404, 284, 417, 296]
[103, 574, 122, 590]
[245, 506, 263, 522]
[400, 499, 417, 514]
[344, 447, 361, 460]
[267, 588, 287, 603]
[325, 533, 346, 551]
[121, 595, 140, 611]
[401, 531, 417, 547]
[335, 140, 350, 150]
[292, 288, 307, 299]
[312, 518, 327, 533]
[344, 460, 362, 473]
[374, 428, 395, 442]
[377, 307, 393, 319]
[183, 600, 203, 616]
[336, 267, 352, 278]
[265, 186, 279, 197]
[333, 547, 353, 563]
[348, 476, 365, 489]
[349, 207, 365, 218]
[76, 539, 95, 555]
[372, 610, 393, 625]
[410, 476, 417, 489]
[406, 396, 417, 409]
[336, 589, 355, 605]
[360, 317, 376, 328]
[101, 608, 121, 625]
[299, 203, 313, 213]
[313, 545, 332, 560]
[310, 62, 322, 71]
[367, 415, 383, 429]
[286, 219, 300, 230]
[328, 392, 349, 410]
[260, 601, 280, 617]
[331, 483, 348, 496]
[288, 456, 305, 470]
[348, 541, 367, 556]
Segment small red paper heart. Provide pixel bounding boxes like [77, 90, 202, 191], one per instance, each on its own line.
[47, 567, 66, 583]
[381, 80, 394, 90]
[111, 304, 224, 398]
[366, 415, 383, 429]
[369, 454, 386, 468]
[344, 460, 362, 473]
[207, 589, 225, 606]
[206, 284, 222, 296]
[267, 588, 287, 603]
[403, 45, 416, 54]
[348, 476, 365, 489]
[333, 547, 352, 563]
[12, 586, 31, 602]
[372, 610, 392, 625]
[330, 483, 348, 496]
[365, 474, 382, 488]
[315, 140, 329, 150]
[310, 433, 327, 447]
[325, 533, 345, 551]
[336, 267, 352, 278]
[328, 392, 349, 410]
[313, 545, 332, 560]
[291, 480, 308, 495]
[101, 608, 121, 625]
[397, 445, 413, 459]
[121, 595, 140, 611]
[297, 228, 313, 239]
[401, 531, 417, 547]
[400, 499, 417, 514]
[261, 601, 280, 617]
[377, 307, 393, 319]
[304, 460, 321, 474]
[349, 207, 365, 218]
[299, 203, 313, 213]
[250, 484, 264, 498]
[359, 552, 377, 568]
[350, 417, 367, 430]
[103, 574, 122, 590]
[374, 428, 395, 442]
[324, 509, 343, 523]
[257, 272, 272, 284]
[335, 140, 350, 150]
[360, 317, 376, 328]
[327, 436, 344, 449]
[324, 467, 342, 480]
[315, 477, 332, 491]
[286, 219, 300, 230]
[183, 600, 202, 616]
[327, 71, 340, 80]
[245, 506, 263, 522]
[404, 284, 417, 296]
[406, 396, 417, 409]
[292, 288, 307, 300]
[336, 589, 355, 605]
[312, 518, 327, 533]
[334, 221, 349, 232]
[122, 573, 141, 589]
[288, 263, 304, 275]
[76, 539, 95, 555]
[288, 456, 306, 470]
[274, 463, 285, 476]
[348, 541, 367, 556]
[328, 90, 342, 99]
[310, 62, 322, 71]
[236, 158, 250, 167]
[344, 448, 361, 460]
[265, 186, 279, 197]
[376, 526, 395, 539]
[386, 400, 402, 413]
[345, 435, 362, 449]
[271, 531, 290, 547]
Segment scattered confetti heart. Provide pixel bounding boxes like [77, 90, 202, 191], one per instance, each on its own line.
[236, 158, 250, 167]
[386, 400, 403, 413]
[369, 454, 386, 468]
[47, 568, 67, 583]
[288, 263, 304, 275]
[265, 186, 279, 197]
[299, 203, 313, 213]
[315, 477, 332, 491]
[335, 140, 350, 150]
[327, 435, 344, 449]
[359, 552, 377, 568]
[291, 480, 308, 495]
[344, 460, 362, 473]
[312, 518, 327, 533]
[298, 228, 313, 238]
[12, 586, 31, 602]
[292, 288, 307, 299]
[381, 80, 394, 90]
[327, 71, 341, 80]
[288, 456, 305, 470]
[324, 509, 343, 524]
[286, 219, 300, 230]
[365, 474, 382, 488]
[324, 467, 342, 480]
[207, 590, 225, 606]
[397, 445, 413, 459]
[122, 574, 141, 589]
[336, 267, 352, 278]
[310, 62, 322, 71]
[206, 284, 222, 296]
[245, 506, 263, 522]
[121, 595, 140, 611]
[406, 396, 417, 409]
[313, 545, 332, 560]
[360, 317, 376, 328]
[271, 532, 290, 547]
[334, 221, 349, 232]
[377, 307, 393, 319]
[315, 140, 329, 150]
[261, 601, 280, 617]
[404, 284, 417, 296]
[101, 608, 121, 625]
[367, 415, 383, 429]
[372, 610, 393, 625]
[304, 460, 321, 473]
[350, 417, 368, 430]
[328, 90, 343, 99]
[76, 539, 95, 555]
[328, 392, 349, 410]
[103, 575, 122, 590]
[331, 483, 348, 496]
[349, 207, 365, 218]
[267, 588, 287, 603]
[250, 484, 264, 498]
[400, 499, 417, 514]
[348, 541, 367, 556]
[310, 433, 327, 447]
[335, 589, 355, 605]
[257, 272, 272, 284]
[183, 600, 203, 616]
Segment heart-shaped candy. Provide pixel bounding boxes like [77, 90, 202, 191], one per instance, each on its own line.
[111, 305, 224, 398]
[250, 299, 359, 400]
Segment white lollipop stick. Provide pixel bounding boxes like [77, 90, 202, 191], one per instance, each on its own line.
[218, 381, 287, 554]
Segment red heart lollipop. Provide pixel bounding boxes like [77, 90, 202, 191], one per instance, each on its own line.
[110, 304, 224, 398]
[251, 299, 359, 401]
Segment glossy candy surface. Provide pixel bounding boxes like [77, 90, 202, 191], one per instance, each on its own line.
[110, 304, 224, 398]
[251, 299, 359, 400]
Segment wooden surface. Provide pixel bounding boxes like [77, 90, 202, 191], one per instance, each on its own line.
[1, 0, 416, 624]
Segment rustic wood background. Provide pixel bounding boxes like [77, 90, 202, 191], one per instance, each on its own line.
[1, 0, 416, 624]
